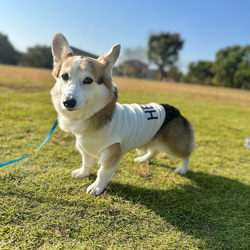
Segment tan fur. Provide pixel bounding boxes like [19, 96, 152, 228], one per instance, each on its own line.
[79, 58, 105, 82]
[100, 143, 122, 169]
[52, 64, 61, 78]
[52, 53, 73, 78]
[156, 116, 195, 158]
[137, 116, 194, 158]
[87, 95, 116, 131]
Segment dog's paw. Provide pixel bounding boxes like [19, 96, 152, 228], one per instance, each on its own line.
[134, 156, 149, 164]
[71, 168, 90, 179]
[86, 182, 105, 196]
[174, 166, 188, 175]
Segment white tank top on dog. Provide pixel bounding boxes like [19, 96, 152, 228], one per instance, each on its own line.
[78, 103, 166, 158]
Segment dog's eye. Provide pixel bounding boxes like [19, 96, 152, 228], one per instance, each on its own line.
[62, 73, 69, 80]
[83, 77, 93, 84]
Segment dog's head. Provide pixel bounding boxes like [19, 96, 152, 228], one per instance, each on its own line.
[50, 33, 120, 117]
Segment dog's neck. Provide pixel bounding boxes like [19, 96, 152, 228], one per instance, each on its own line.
[87, 95, 117, 131]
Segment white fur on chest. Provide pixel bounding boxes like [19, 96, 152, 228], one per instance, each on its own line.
[58, 116, 89, 134]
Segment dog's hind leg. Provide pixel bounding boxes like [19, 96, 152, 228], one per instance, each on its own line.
[155, 116, 195, 175]
[174, 157, 189, 175]
[134, 148, 158, 163]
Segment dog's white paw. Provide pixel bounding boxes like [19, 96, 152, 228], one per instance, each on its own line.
[174, 166, 188, 175]
[71, 168, 90, 179]
[86, 182, 105, 196]
[134, 156, 149, 164]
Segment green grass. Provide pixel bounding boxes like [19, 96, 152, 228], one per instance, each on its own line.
[0, 66, 250, 249]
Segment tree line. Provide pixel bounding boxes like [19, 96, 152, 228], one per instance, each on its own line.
[183, 45, 250, 89]
[0, 32, 53, 68]
[1, 32, 250, 89]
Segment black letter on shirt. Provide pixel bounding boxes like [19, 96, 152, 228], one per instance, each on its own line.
[141, 105, 158, 120]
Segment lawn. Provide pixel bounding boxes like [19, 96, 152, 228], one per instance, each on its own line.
[0, 64, 249, 249]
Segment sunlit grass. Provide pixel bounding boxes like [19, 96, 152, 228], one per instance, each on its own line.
[0, 65, 249, 249]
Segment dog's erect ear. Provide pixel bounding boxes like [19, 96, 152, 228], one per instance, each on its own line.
[51, 33, 73, 66]
[51, 33, 73, 78]
[99, 44, 121, 68]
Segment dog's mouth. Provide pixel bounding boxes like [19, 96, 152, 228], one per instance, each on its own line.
[65, 108, 75, 112]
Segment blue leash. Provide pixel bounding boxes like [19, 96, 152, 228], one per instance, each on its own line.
[0, 119, 58, 168]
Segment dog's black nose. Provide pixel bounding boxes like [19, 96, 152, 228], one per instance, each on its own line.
[63, 99, 76, 109]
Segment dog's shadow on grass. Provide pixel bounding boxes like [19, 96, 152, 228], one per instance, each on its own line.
[1, 166, 249, 248]
[110, 169, 250, 249]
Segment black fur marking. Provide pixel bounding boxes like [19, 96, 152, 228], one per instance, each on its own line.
[98, 77, 104, 84]
[113, 85, 118, 98]
[182, 116, 189, 128]
[159, 104, 181, 130]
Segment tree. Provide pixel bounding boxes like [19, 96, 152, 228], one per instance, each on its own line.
[233, 45, 250, 89]
[184, 61, 214, 85]
[213, 46, 244, 88]
[167, 66, 183, 82]
[148, 32, 184, 80]
[22, 45, 53, 68]
[233, 61, 250, 89]
[0, 33, 21, 65]
[213, 45, 250, 89]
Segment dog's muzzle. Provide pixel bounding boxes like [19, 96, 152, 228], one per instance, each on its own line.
[63, 98, 77, 110]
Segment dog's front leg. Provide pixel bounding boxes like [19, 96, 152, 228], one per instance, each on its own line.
[86, 143, 122, 196]
[71, 145, 96, 179]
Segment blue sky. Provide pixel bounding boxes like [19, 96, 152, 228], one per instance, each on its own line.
[1, 0, 250, 72]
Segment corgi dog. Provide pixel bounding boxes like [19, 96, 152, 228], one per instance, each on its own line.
[50, 33, 195, 196]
